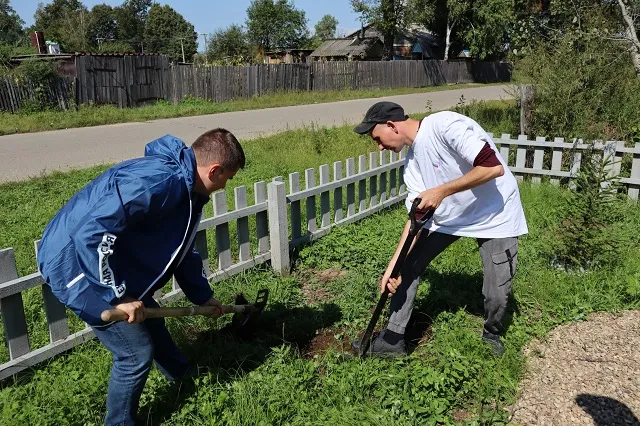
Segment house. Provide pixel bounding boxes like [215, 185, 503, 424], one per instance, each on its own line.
[308, 37, 384, 61]
[309, 23, 443, 61]
[264, 49, 314, 64]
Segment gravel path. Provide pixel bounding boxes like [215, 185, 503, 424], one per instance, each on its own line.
[510, 311, 640, 426]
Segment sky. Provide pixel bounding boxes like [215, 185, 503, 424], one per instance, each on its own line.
[12, 0, 364, 51]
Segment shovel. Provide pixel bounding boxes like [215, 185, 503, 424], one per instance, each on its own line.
[353, 198, 433, 357]
[101, 289, 269, 335]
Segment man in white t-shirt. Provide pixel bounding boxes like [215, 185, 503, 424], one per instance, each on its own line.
[352, 101, 528, 356]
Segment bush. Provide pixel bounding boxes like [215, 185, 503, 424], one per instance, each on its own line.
[516, 32, 640, 141]
[551, 145, 628, 270]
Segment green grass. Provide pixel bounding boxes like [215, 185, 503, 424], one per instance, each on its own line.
[1, 183, 639, 425]
[0, 83, 501, 136]
[1, 100, 587, 425]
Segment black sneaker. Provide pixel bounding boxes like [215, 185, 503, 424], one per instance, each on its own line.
[482, 332, 505, 356]
[351, 331, 407, 358]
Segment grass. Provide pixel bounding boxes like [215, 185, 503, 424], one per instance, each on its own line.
[0, 83, 501, 136]
[0, 182, 639, 425]
[1, 100, 593, 425]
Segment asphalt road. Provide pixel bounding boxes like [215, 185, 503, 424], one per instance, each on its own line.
[0, 84, 512, 182]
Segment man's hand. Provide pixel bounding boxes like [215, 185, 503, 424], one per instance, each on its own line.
[201, 297, 224, 319]
[412, 186, 447, 211]
[114, 297, 146, 323]
[380, 270, 403, 295]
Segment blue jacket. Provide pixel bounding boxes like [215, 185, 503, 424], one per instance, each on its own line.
[37, 135, 213, 326]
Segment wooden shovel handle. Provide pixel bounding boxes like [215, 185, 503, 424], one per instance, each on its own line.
[101, 304, 255, 322]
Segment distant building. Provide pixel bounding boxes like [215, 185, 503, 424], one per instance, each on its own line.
[310, 24, 444, 61]
[264, 49, 315, 64]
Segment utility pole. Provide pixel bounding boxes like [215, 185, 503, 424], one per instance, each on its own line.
[199, 33, 209, 65]
[179, 37, 185, 63]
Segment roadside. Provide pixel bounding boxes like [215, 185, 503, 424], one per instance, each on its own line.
[0, 84, 513, 182]
[0, 83, 506, 136]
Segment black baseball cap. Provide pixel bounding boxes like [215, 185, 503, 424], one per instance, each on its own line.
[353, 101, 409, 135]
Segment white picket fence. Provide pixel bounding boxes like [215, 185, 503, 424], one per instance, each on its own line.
[1, 134, 639, 380]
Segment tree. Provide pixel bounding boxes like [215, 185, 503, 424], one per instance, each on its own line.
[206, 24, 252, 64]
[87, 4, 118, 49]
[0, 0, 24, 46]
[314, 14, 338, 40]
[410, 0, 513, 60]
[114, 0, 151, 52]
[144, 4, 197, 62]
[34, 0, 90, 52]
[351, 0, 406, 60]
[246, 0, 309, 54]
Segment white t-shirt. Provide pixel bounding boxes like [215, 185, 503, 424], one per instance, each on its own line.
[404, 111, 528, 238]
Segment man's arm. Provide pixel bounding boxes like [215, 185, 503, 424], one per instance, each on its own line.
[414, 164, 504, 211]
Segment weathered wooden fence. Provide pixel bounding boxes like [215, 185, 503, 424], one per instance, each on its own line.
[3, 134, 637, 380]
[0, 75, 74, 113]
[0, 58, 510, 111]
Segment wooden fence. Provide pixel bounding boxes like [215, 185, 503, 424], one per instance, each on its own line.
[3, 134, 637, 380]
[0, 75, 74, 113]
[0, 57, 510, 111]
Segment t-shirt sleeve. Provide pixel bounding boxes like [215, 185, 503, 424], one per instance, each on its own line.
[473, 142, 502, 167]
[442, 117, 487, 165]
[403, 148, 424, 212]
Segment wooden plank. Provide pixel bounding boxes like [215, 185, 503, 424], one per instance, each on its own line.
[532, 137, 545, 184]
[320, 164, 330, 228]
[333, 161, 343, 223]
[551, 137, 564, 185]
[389, 151, 398, 197]
[289, 172, 302, 240]
[515, 135, 527, 182]
[213, 192, 232, 270]
[34, 241, 69, 343]
[0, 248, 30, 360]
[499, 134, 511, 165]
[235, 186, 251, 262]
[358, 154, 367, 211]
[305, 168, 317, 233]
[267, 181, 290, 275]
[379, 151, 388, 203]
[254, 181, 270, 254]
[628, 143, 640, 202]
[369, 152, 379, 207]
[346, 158, 356, 217]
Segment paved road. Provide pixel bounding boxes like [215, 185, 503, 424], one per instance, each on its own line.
[0, 84, 512, 182]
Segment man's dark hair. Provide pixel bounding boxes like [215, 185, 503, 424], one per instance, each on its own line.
[192, 128, 245, 170]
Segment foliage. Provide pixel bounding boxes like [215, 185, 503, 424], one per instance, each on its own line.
[409, 0, 513, 60]
[246, 0, 310, 53]
[34, 0, 90, 52]
[0, 0, 24, 46]
[206, 24, 252, 64]
[98, 41, 135, 54]
[516, 31, 640, 141]
[143, 4, 197, 63]
[551, 146, 628, 271]
[114, 0, 152, 52]
[312, 14, 339, 47]
[87, 4, 118, 48]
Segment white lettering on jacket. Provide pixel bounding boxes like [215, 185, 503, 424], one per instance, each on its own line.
[98, 233, 125, 297]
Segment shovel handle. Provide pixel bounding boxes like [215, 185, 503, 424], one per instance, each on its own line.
[101, 304, 254, 322]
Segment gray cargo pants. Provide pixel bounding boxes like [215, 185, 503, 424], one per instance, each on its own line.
[386, 231, 519, 336]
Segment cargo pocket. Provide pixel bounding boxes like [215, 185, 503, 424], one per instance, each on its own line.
[491, 240, 518, 280]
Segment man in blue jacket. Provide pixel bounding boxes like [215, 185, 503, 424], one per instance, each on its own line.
[37, 128, 245, 425]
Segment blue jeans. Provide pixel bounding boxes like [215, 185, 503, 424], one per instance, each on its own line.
[92, 297, 190, 426]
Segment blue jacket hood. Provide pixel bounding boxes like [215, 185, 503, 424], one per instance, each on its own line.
[144, 135, 197, 194]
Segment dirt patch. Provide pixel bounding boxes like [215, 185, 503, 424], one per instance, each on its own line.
[509, 310, 640, 426]
[451, 408, 472, 423]
[301, 327, 352, 358]
[300, 282, 333, 305]
[312, 268, 348, 283]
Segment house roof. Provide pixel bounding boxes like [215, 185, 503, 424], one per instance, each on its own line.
[309, 37, 382, 58]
